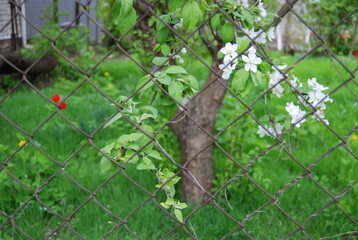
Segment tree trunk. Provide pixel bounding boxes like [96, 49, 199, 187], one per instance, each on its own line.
[171, 61, 226, 203]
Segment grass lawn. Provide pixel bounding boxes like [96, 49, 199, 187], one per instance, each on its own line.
[0, 53, 357, 239]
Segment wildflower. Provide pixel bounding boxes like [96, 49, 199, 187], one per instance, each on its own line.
[18, 140, 27, 147]
[354, 52, 358, 57]
[181, 48, 187, 54]
[104, 72, 110, 77]
[242, 47, 262, 73]
[285, 102, 306, 128]
[352, 134, 358, 140]
[52, 94, 61, 103]
[59, 102, 67, 110]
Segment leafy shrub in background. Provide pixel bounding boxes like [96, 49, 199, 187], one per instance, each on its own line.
[20, 10, 97, 81]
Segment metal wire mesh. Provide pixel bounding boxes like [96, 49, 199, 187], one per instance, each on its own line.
[0, 0, 357, 239]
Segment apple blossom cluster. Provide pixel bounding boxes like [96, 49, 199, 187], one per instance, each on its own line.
[257, 123, 284, 138]
[285, 102, 307, 128]
[173, 47, 187, 64]
[219, 42, 238, 79]
[298, 78, 332, 125]
[285, 78, 332, 129]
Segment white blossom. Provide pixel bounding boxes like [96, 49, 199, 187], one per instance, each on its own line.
[258, 0, 267, 18]
[267, 27, 276, 42]
[242, 47, 262, 73]
[237, 0, 249, 9]
[242, 28, 267, 44]
[257, 123, 284, 138]
[290, 75, 303, 88]
[220, 42, 239, 65]
[308, 78, 328, 92]
[219, 63, 235, 79]
[257, 125, 268, 137]
[285, 102, 307, 128]
[220, 42, 238, 56]
[174, 55, 184, 64]
[180, 48, 187, 54]
[268, 66, 286, 98]
[173, 18, 183, 29]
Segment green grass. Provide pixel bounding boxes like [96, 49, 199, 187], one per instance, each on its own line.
[0, 55, 357, 239]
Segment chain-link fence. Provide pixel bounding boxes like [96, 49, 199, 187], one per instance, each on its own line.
[1, 0, 357, 239]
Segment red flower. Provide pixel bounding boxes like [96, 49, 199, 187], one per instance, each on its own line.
[59, 102, 67, 110]
[354, 51, 358, 57]
[52, 94, 61, 103]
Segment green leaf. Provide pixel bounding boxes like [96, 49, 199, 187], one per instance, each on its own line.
[165, 198, 175, 205]
[152, 57, 168, 66]
[127, 133, 143, 142]
[168, 0, 183, 12]
[169, 81, 184, 102]
[166, 65, 188, 75]
[237, 37, 251, 52]
[137, 162, 156, 170]
[241, 9, 253, 26]
[141, 113, 156, 120]
[169, 176, 181, 185]
[231, 69, 249, 94]
[210, 14, 221, 30]
[147, 150, 162, 160]
[182, 0, 203, 30]
[104, 113, 122, 128]
[183, 75, 199, 91]
[156, 15, 171, 30]
[156, 28, 170, 44]
[117, 7, 137, 35]
[161, 44, 171, 56]
[143, 156, 152, 165]
[251, 71, 258, 86]
[100, 157, 112, 173]
[122, 150, 139, 163]
[256, 71, 266, 89]
[219, 23, 235, 42]
[120, 0, 134, 15]
[101, 142, 116, 154]
[200, 0, 211, 10]
[175, 202, 188, 209]
[174, 209, 184, 222]
[141, 106, 158, 118]
[241, 79, 253, 97]
[156, 72, 172, 85]
[160, 202, 170, 209]
[136, 75, 153, 92]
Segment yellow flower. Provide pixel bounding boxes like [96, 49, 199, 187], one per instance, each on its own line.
[107, 83, 113, 88]
[104, 72, 110, 77]
[352, 134, 358, 141]
[18, 140, 27, 147]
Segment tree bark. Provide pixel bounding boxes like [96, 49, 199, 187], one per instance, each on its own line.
[171, 61, 226, 204]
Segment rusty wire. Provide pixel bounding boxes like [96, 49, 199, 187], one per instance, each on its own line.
[0, 0, 357, 239]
